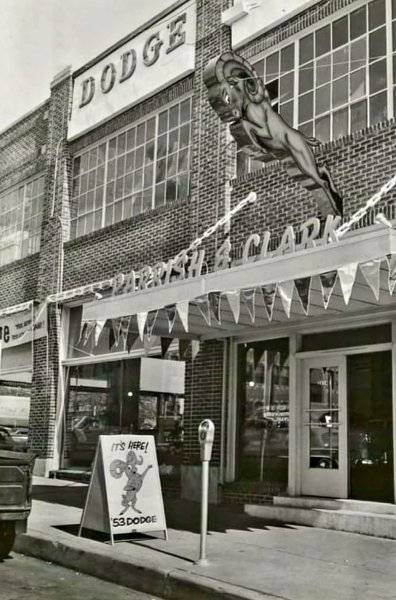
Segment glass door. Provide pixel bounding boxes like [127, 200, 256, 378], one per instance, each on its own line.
[301, 355, 347, 498]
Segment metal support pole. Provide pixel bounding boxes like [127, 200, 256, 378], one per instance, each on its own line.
[197, 459, 209, 566]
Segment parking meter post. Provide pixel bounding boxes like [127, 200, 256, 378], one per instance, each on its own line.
[198, 459, 209, 565]
[196, 419, 215, 566]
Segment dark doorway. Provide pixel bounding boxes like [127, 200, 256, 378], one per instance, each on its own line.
[348, 352, 394, 503]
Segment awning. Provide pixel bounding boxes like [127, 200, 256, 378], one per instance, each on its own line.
[81, 226, 396, 338]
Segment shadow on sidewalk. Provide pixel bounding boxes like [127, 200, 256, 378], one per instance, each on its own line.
[33, 483, 296, 536]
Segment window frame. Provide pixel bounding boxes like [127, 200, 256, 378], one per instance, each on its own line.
[0, 173, 45, 267]
[244, 0, 394, 153]
[71, 93, 193, 239]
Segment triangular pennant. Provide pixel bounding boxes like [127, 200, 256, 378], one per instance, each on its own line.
[160, 337, 173, 357]
[191, 339, 200, 361]
[208, 292, 221, 324]
[241, 288, 256, 323]
[126, 329, 139, 353]
[176, 301, 189, 332]
[225, 290, 240, 324]
[117, 316, 132, 350]
[137, 312, 148, 341]
[261, 284, 277, 321]
[165, 305, 177, 333]
[278, 280, 294, 318]
[360, 259, 381, 301]
[179, 338, 190, 359]
[143, 335, 152, 355]
[338, 263, 358, 305]
[94, 320, 106, 346]
[319, 271, 338, 309]
[145, 310, 158, 341]
[82, 321, 96, 346]
[78, 322, 87, 346]
[386, 254, 396, 294]
[194, 295, 211, 326]
[294, 277, 312, 315]
[108, 321, 115, 349]
[111, 318, 121, 349]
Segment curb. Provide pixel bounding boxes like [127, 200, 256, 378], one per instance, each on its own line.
[14, 530, 279, 600]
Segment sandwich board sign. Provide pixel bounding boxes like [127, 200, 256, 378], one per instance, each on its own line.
[79, 434, 167, 544]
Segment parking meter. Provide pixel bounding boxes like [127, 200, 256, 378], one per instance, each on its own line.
[198, 419, 215, 462]
[196, 419, 215, 566]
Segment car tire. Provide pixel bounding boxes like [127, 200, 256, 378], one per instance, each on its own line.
[0, 521, 16, 559]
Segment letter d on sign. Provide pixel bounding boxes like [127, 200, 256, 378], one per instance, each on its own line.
[79, 77, 95, 108]
[120, 49, 137, 83]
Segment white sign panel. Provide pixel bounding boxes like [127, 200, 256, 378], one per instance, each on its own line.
[80, 435, 167, 541]
[0, 304, 47, 349]
[140, 357, 185, 395]
[227, 1, 321, 48]
[68, 3, 196, 140]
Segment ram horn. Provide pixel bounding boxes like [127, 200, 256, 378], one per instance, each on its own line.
[204, 52, 265, 104]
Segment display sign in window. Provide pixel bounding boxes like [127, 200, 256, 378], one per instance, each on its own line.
[308, 367, 339, 469]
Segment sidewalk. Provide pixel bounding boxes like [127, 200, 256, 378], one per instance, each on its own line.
[14, 476, 396, 600]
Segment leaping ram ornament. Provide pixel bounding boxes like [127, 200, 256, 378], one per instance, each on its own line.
[204, 52, 343, 216]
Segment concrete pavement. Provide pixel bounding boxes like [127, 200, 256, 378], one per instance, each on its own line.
[13, 477, 396, 600]
[0, 553, 161, 600]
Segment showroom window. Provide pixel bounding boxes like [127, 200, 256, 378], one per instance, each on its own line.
[0, 175, 45, 266]
[71, 96, 192, 238]
[237, 0, 394, 175]
[237, 338, 290, 492]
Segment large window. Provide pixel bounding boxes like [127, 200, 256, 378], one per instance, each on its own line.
[238, 0, 395, 174]
[71, 97, 192, 238]
[0, 175, 45, 267]
[237, 339, 289, 492]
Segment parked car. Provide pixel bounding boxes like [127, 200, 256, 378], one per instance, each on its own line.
[0, 427, 28, 452]
[0, 427, 16, 451]
[10, 428, 29, 450]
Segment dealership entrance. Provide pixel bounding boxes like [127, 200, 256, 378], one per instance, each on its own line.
[299, 349, 393, 502]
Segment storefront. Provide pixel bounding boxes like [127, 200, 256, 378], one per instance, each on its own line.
[58, 307, 185, 492]
[50, 212, 396, 503]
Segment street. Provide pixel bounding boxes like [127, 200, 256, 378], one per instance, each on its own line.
[0, 553, 161, 600]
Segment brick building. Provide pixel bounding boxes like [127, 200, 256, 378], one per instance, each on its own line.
[1, 0, 396, 523]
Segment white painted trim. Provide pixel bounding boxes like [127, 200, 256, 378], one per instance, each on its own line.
[295, 342, 393, 360]
[62, 341, 178, 367]
[287, 334, 300, 496]
[225, 338, 238, 482]
[220, 338, 228, 484]
[300, 354, 348, 498]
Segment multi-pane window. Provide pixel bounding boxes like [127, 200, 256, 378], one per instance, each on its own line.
[0, 176, 45, 267]
[298, 0, 388, 140]
[253, 43, 295, 125]
[237, 0, 394, 175]
[71, 97, 192, 238]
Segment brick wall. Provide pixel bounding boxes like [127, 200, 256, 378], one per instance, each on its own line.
[228, 112, 396, 253]
[183, 339, 224, 466]
[30, 70, 73, 458]
[0, 102, 49, 310]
